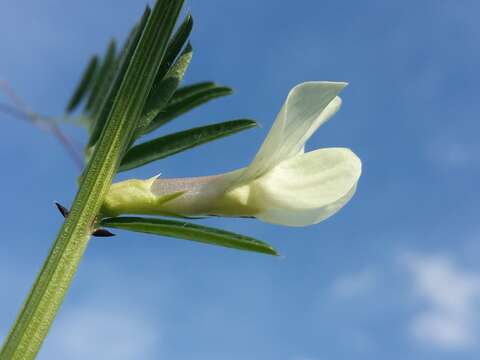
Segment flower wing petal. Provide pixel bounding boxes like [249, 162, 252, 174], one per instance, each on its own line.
[250, 147, 361, 226]
[239, 81, 347, 183]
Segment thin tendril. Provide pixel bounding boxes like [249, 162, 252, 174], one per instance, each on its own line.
[0, 79, 84, 169]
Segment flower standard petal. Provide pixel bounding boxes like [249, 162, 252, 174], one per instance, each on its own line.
[239, 81, 347, 183]
[247, 147, 361, 226]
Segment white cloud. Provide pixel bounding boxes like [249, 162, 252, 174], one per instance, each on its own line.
[403, 253, 480, 350]
[427, 140, 477, 169]
[34, 259, 164, 360]
[330, 268, 378, 299]
[38, 304, 160, 360]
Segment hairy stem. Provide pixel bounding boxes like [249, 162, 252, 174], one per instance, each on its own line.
[0, 1, 184, 357]
[0, 103, 124, 359]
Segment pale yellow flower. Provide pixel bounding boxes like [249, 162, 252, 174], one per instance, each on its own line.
[103, 81, 362, 227]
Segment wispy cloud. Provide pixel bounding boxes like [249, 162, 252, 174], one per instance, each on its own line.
[330, 268, 378, 299]
[32, 258, 165, 360]
[403, 253, 480, 350]
[39, 305, 160, 360]
[427, 139, 479, 169]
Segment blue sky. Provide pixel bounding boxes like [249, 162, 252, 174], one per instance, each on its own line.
[1, 0, 480, 359]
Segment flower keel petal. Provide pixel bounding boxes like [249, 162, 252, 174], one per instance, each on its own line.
[249, 147, 361, 226]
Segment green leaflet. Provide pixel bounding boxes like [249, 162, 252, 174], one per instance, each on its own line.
[143, 83, 233, 134]
[137, 43, 193, 137]
[101, 216, 278, 255]
[66, 55, 99, 113]
[86, 8, 151, 149]
[87, 12, 193, 152]
[153, 13, 193, 86]
[170, 81, 218, 101]
[85, 40, 117, 114]
[119, 119, 257, 172]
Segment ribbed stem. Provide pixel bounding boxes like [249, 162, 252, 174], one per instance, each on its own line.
[0, 1, 185, 357]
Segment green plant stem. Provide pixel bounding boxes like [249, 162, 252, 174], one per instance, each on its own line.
[0, 79, 141, 358]
[0, 110, 124, 360]
[0, 1, 184, 357]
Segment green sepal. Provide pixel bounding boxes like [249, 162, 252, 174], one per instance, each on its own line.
[119, 118, 257, 172]
[100, 216, 278, 256]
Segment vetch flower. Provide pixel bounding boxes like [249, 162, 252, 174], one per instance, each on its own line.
[102, 81, 362, 227]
